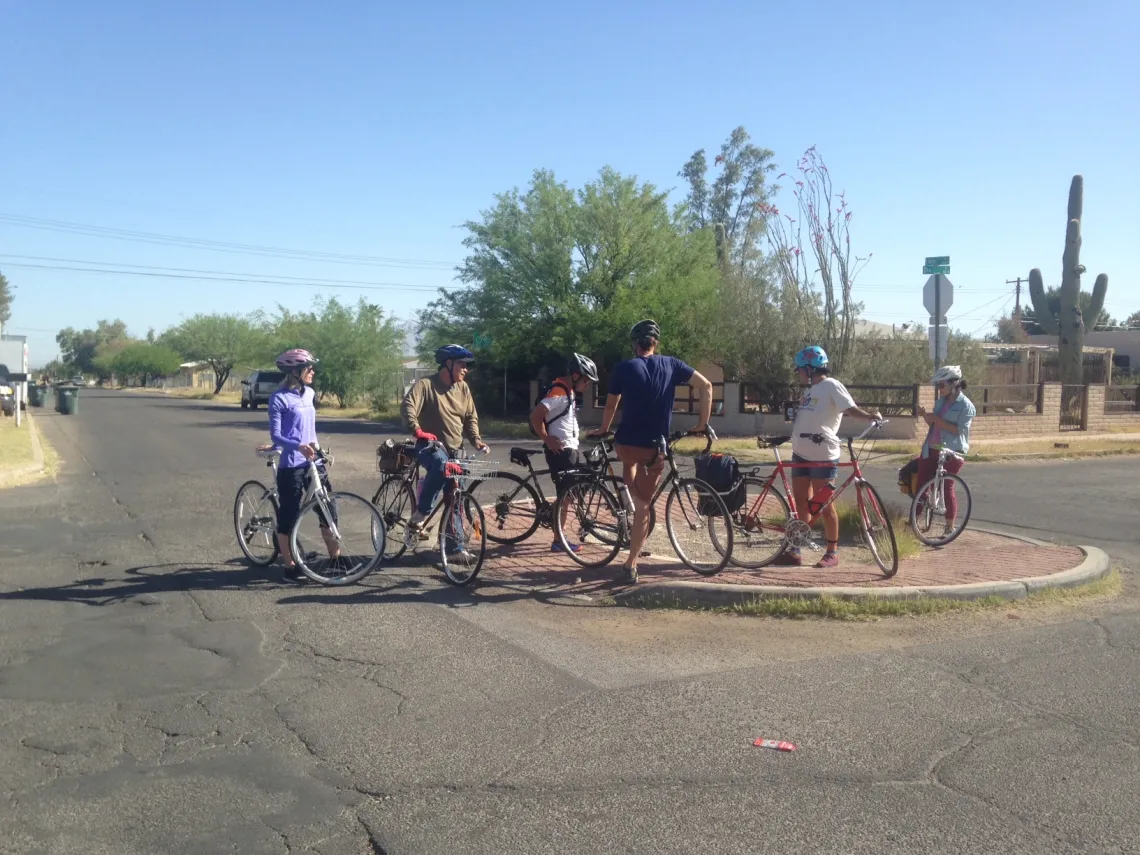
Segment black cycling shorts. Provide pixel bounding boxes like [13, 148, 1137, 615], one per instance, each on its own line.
[544, 447, 585, 496]
[276, 464, 336, 534]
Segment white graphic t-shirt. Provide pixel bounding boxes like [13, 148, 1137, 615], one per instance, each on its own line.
[539, 381, 579, 450]
[791, 377, 857, 461]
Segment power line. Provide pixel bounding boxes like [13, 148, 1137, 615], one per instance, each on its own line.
[0, 254, 459, 290]
[0, 212, 461, 269]
[0, 261, 462, 293]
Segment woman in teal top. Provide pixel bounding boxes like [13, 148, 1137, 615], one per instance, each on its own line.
[899, 365, 976, 528]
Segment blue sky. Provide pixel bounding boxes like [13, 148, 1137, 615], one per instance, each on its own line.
[2, 0, 1137, 367]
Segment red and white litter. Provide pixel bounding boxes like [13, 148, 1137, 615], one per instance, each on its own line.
[753, 738, 797, 752]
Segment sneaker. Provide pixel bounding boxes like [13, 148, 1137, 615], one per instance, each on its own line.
[282, 568, 308, 585]
[621, 564, 638, 584]
[447, 548, 477, 564]
[551, 541, 582, 554]
[774, 550, 803, 566]
[326, 555, 357, 572]
[815, 551, 839, 569]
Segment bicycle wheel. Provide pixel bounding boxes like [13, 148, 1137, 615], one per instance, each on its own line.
[910, 474, 972, 547]
[468, 472, 543, 544]
[555, 478, 625, 569]
[856, 481, 899, 577]
[233, 480, 279, 566]
[372, 476, 417, 560]
[665, 478, 734, 576]
[439, 491, 487, 586]
[291, 491, 386, 586]
[724, 477, 792, 569]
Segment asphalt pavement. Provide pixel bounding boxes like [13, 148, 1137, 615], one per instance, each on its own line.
[1, 388, 1138, 854]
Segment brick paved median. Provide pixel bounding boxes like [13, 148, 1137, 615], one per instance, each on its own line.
[478, 517, 1085, 595]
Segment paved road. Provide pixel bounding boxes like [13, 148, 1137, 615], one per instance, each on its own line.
[1, 389, 1138, 854]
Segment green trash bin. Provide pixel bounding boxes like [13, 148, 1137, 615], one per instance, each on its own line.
[30, 386, 45, 407]
[57, 384, 79, 416]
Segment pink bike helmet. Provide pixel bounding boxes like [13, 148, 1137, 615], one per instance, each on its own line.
[275, 348, 318, 370]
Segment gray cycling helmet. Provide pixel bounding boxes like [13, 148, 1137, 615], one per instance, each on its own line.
[568, 352, 599, 382]
[630, 319, 661, 342]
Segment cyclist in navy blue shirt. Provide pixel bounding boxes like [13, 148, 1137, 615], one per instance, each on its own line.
[589, 319, 713, 582]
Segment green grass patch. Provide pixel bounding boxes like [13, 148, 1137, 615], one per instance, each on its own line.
[0, 416, 35, 474]
[624, 568, 1121, 621]
[832, 498, 923, 560]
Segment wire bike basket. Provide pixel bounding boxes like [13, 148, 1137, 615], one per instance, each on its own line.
[455, 458, 499, 490]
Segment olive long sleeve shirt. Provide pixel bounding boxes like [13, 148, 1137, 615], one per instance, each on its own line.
[401, 375, 482, 452]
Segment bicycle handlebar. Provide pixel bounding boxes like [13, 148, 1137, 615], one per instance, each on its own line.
[667, 426, 717, 454]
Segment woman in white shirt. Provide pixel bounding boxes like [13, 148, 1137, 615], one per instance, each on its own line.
[785, 346, 881, 568]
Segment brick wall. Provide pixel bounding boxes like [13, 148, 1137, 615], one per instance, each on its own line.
[967, 383, 1061, 439]
[1085, 385, 1105, 432]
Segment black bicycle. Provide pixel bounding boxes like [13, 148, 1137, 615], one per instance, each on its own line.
[553, 428, 735, 580]
[465, 435, 658, 547]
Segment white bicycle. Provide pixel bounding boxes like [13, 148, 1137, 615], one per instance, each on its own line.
[233, 445, 387, 585]
[908, 446, 972, 547]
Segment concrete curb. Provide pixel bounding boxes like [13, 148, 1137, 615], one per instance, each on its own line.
[612, 543, 1113, 608]
[0, 411, 46, 483]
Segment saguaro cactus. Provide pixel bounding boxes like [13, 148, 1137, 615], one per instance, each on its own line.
[1027, 174, 1109, 388]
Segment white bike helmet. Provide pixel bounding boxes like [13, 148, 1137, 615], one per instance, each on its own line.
[931, 365, 963, 385]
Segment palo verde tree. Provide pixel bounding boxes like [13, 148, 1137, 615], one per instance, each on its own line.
[160, 313, 269, 394]
[419, 167, 721, 378]
[0, 271, 13, 330]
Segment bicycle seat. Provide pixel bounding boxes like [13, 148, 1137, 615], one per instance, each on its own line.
[256, 447, 280, 459]
[756, 436, 791, 448]
[510, 447, 543, 466]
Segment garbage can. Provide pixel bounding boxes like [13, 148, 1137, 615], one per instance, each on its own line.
[57, 384, 79, 416]
[28, 386, 44, 408]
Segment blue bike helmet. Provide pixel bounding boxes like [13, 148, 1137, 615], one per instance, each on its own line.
[434, 344, 475, 366]
[794, 345, 829, 370]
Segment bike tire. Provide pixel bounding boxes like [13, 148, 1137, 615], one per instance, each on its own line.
[555, 477, 625, 569]
[233, 479, 280, 567]
[440, 492, 487, 586]
[372, 476, 418, 560]
[468, 471, 543, 545]
[856, 481, 899, 577]
[724, 477, 792, 569]
[291, 491, 386, 586]
[665, 477, 733, 576]
[910, 474, 972, 547]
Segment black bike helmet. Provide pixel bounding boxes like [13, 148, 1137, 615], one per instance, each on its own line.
[630, 319, 661, 342]
[568, 352, 599, 382]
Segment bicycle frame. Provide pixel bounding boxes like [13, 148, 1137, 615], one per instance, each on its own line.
[920, 447, 964, 515]
[744, 421, 885, 527]
[261, 446, 343, 539]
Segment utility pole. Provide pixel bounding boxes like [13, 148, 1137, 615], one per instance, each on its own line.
[1006, 277, 1024, 320]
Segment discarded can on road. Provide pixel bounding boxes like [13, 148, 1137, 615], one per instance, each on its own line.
[753, 738, 796, 752]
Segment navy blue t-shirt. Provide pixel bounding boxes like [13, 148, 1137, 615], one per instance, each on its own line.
[608, 355, 695, 449]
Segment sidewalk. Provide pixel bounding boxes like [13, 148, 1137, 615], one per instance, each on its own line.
[476, 493, 1107, 604]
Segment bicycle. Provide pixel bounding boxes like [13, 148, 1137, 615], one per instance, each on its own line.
[468, 437, 657, 547]
[554, 427, 734, 580]
[909, 446, 972, 547]
[233, 445, 387, 585]
[370, 439, 490, 586]
[723, 420, 899, 576]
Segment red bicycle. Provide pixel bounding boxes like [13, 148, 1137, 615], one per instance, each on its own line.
[723, 420, 899, 576]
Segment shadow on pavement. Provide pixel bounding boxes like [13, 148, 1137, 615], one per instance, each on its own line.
[0, 557, 596, 610]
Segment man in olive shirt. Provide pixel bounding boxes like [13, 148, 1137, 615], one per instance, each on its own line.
[401, 344, 488, 534]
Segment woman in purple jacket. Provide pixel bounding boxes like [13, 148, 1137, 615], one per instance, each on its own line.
[267, 348, 344, 584]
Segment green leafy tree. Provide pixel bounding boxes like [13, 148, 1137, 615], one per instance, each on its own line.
[55, 319, 130, 377]
[679, 126, 777, 276]
[161, 313, 269, 394]
[109, 343, 182, 386]
[273, 296, 404, 408]
[0, 271, 13, 328]
[418, 166, 721, 381]
[1127, 310, 1140, 328]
